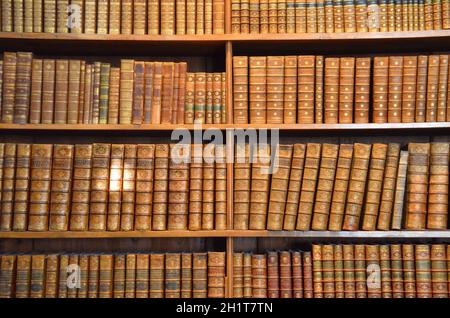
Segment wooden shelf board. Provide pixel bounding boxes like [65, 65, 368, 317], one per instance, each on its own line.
[0, 230, 231, 238]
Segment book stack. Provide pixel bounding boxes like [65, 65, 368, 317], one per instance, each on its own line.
[0, 142, 227, 231]
[234, 142, 449, 231]
[0, 52, 226, 125]
[0, 0, 225, 35]
[233, 54, 450, 124]
[231, 0, 450, 34]
[0, 251, 226, 298]
[234, 244, 450, 298]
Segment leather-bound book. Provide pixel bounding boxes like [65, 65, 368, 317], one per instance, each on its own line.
[162, 0, 176, 35]
[143, 62, 155, 124]
[324, 57, 339, 123]
[266, 56, 285, 124]
[334, 245, 345, 298]
[135, 144, 155, 231]
[231, 0, 241, 33]
[283, 144, 306, 230]
[1, 0, 13, 32]
[67, 60, 81, 124]
[202, 144, 215, 230]
[353, 57, 371, 123]
[427, 143, 449, 229]
[67, 255, 79, 298]
[295, 0, 307, 33]
[390, 244, 404, 298]
[415, 55, 428, 122]
[312, 245, 323, 298]
[15, 255, 31, 298]
[181, 253, 192, 298]
[57, 255, 68, 298]
[107, 144, 124, 231]
[325, 0, 335, 32]
[296, 143, 321, 230]
[342, 245, 356, 298]
[0, 144, 3, 219]
[405, 143, 430, 230]
[49, 144, 74, 231]
[316, 0, 326, 32]
[206, 73, 213, 124]
[165, 253, 181, 298]
[311, 144, 339, 230]
[150, 254, 164, 298]
[287, 251, 301, 298]
[416, 245, 432, 298]
[196, 0, 206, 33]
[43, 0, 56, 33]
[387, 56, 404, 123]
[233, 56, 249, 124]
[13, 52, 32, 124]
[151, 62, 163, 124]
[372, 57, 389, 123]
[303, 252, 314, 298]
[267, 144, 293, 230]
[124, 254, 136, 298]
[53, 59, 69, 124]
[121, 0, 132, 34]
[402, 244, 416, 298]
[113, 255, 125, 298]
[108, 0, 120, 34]
[401, 56, 418, 123]
[249, 144, 271, 230]
[177, 63, 187, 124]
[70, 145, 92, 231]
[28, 144, 53, 231]
[268, 0, 277, 33]
[148, 0, 160, 34]
[322, 245, 335, 298]
[424, 0, 433, 30]
[82, 64, 92, 124]
[185, 0, 196, 34]
[0, 144, 16, 231]
[233, 253, 244, 298]
[314, 56, 324, 123]
[286, 0, 296, 33]
[342, 143, 371, 231]
[119, 59, 134, 124]
[234, 143, 251, 230]
[77, 61, 86, 123]
[366, 245, 381, 298]
[444, 0, 450, 29]
[249, 56, 267, 123]
[193, 72, 206, 123]
[297, 55, 315, 123]
[108, 67, 120, 124]
[189, 144, 203, 230]
[278, 251, 291, 298]
[1, 52, 16, 123]
[161, 63, 175, 124]
[355, 0, 367, 31]
[278, 0, 288, 33]
[249, 0, 259, 33]
[98, 255, 114, 298]
[176, 0, 187, 34]
[354, 245, 367, 298]
[212, 73, 222, 125]
[413, 0, 420, 31]
[332, 0, 344, 31]
[133, 0, 146, 34]
[98, 63, 110, 124]
[391, 150, 408, 230]
[437, 55, 448, 121]
[343, 0, 356, 32]
[215, 144, 227, 230]
[376, 144, 400, 230]
[184, 72, 195, 124]
[83, 0, 96, 33]
[283, 56, 298, 123]
[29, 59, 43, 124]
[252, 254, 267, 298]
[168, 144, 190, 230]
[153, 144, 169, 230]
[193, 253, 208, 298]
[44, 255, 58, 298]
[0, 255, 15, 298]
[306, 0, 317, 33]
[221, 72, 227, 123]
[135, 254, 150, 298]
[394, 0, 402, 30]
[267, 252, 279, 298]
[430, 245, 448, 298]
[78, 255, 89, 298]
[362, 144, 388, 231]
[95, 0, 108, 34]
[89, 143, 111, 231]
[88, 255, 100, 298]
[379, 245, 392, 298]
[208, 252, 225, 298]
[30, 255, 45, 298]
[92, 63, 100, 122]
[120, 145, 137, 231]
[338, 57, 355, 123]
[172, 64, 180, 124]
[243, 253, 252, 298]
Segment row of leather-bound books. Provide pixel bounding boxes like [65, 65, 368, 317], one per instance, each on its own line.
[231, 0, 450, 34]
[233, 54, 450, 124]
[0, 251, 226, 298]
[0, 143, 227, 232]
[233, 244, 450, 298]
[234, 142, 449, 231]
[0, 52, 227, 125]
[0, 0, 226, 35]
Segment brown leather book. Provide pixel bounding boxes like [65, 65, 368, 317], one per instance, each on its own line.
[231, 0, 241, 33]
[30, 255, 46, 298]
[324, 57, 339, 123]
[295, 0, 307, 33]
[162, 0, 176, 35]
[43, 0, 56, 33]
[0, 144, 16, 231]
[292, 251, 304, 298]
[267, 252, 279, 298]
[78, 255, 89, 298]
[153, 144, 169, 231]
[143, 62, 155, 124]
[437, 55, 448, 121]
[379, 245, 392, 298]
[181, 253, 192, 298]
[193, 72, 206, 124]
[88, 255, 100, 298]
[108, 67, 120, 124]
[90, 63, 101, 123]
[425, 55, 440, 122]
[0, 255, 16, 298]
[376, 143, 400, 230]
[427, 143, 449, 229]
[249, 56, 267, 123]
[1, 0, 13, 32]
[57, 255, 68, 298]
[233, 56, 249, 124]
[82, 64, 92, 124]
[168, 144, 190, 230]
[108, 0, 120, 34]
[403, 244, 416, 298]
[416, 245, 432, 298]
[390, 244, 404, 298]
[366, 245, 382, 298]
[184, 72, 195, 124]
[387, 56, 404, 123]
[121, 0, 132, 34]
[189, 144, 203, 230]
[165, 253, 181, 298]
[252, 254, 267, 297]
[69, 255, 82, 298]
[297, 56, 315, 124]
[100, 63, 110, 123]
[135, 254, 150, 298]
[311, 144, 339, 230]
[177, 63, 188, 124]
[135, 144, 155, 231]
[41, 59, 56, 124]
[234, 143, 251, 230]
[119, 59, 134, 124]
[343, 0, 356, 32]
[161, 63, 175, 124]
[220, 73, 227, 123]
[15, 255, 31, 298]
[193, 253, 208, 298]
[124, 254, 135, 298]
[405, 143, 430, 230]
[322, 245, 335, 298]
[249, 144, 271, 230]
[430, 244, 448, 298]
[278, 0, 288, 33]
[325, 0, 335, 32]
[12, 153, 30, 229]
[342, 245, 355, 298]
[89, 143, 111, 231]
[283, 56, 298, 124]
[29, 59, 43, 124]
[120, 145, 137, 231]
[13, 52, 32, 124]
[77, 61, 86, 124]
[28, 144, 53, 231]
[1, 53, 16, 123]
[133, 0, 146, 34]
[249, 0, 260, 33]
[312, 245, 323, 298]
[354, 245, 366, 298]
[354, 57, 371, 123]
[279, 251, 292, 298]
[261, 0, 270, 33]
[107, 144, 125, 231]
[176, 0, 187, 34]
[70, 145, 92, 231]
[316, 0, 326, 32]
[391, 150, 409, 230]
[355, 0, 368, 31]
[334, 246, 346, 298]
[99, 255, 114, 298]
[267, 144, 294, 231]
[283, 144, 306, 230]
[306, 0, 317, 33]
[83, 0, 96, 34]
[150, 254, 164, 298]
[444, 0, 450, 29]
[268, 0, 277, 33]
[372, 57, 389, 123]
[266, 56, 285, 124]
[286, 0, 296, 33]
[215, 144, 227, 230]
[172, 64, 180, 124]
[362, 144, 388, 231]
[296, 143, 321, 230]
[243, 253, 252, 297]
[401, 56, 418, 123]
[67, 60, 81, 124]
[208, 252, 226, 298]
[314, 56, 324, 123]
[131, 62, 145, 124]
[113, 255, 125, 298]
[202, 144, 215, 230]
[342, 143, 371, 231]
[49, 144, 74, 231]
[54, 59, 69, 124]
[148, 0, 160, 34]
[328, 144, 353, 231]
[338, 57, 355, 123]
[302, 251, 314, 298]
[233, 253, 244, 298]
[415, 55, 428, 122]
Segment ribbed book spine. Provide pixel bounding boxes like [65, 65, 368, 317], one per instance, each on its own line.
[390, 244, 404, 298]
[184, 72, 195, 124]
[402, 244, 416, 298]
[215, 144, 227, 230]
[233, 56, 249, 124]
[401, 56, 418, 123]
[150, 254, 164, 298]
[181, 253, 192, 298]
[292, 251, 303, 297]
[165, 254, 181, 298]
[373, 57, 389, 123]
[430, 244, 448, 297]
[45, 256, 60, 297]
[124, 254, 135, 298]
[437, 55, 448, 121]
[321, 245, 335, 298]
[0, 144, 16, 231]
[297, 56, 315, 123]
[391, 150, 408, 230]
[249, 56, 267, 123]
[13, 52, 32, 124]
[243, 253, 252, 297]
[29, 59, 43, 124]
[312, 245, 323, 298]
[324, 57, 339, 123]
[379, 245, 392, 298]
[2, 52, 17, 123]
[334, 246, 345, 298]
[15, 255, 31, 298]
[416, 245, 432, 298]
[208, 252, 226, 298]
[188, 144, 203, 230]
[354, 245, 367, 298]
[99, 63, 110, 124]
[366, 245, 381, 298]
[193, 253, 207, 298]
[88, 255, 100, 298]
[153, 144, 169, 231]
[133, 0, 147, 34]
[119, 59, 134, 124]
[342, 245, 356, 298]
[30, 255, 45, 298]
[252, 254, 267, 297]
[234, 143, 251, 230]
[135, 144, 155, 231]
[202, 144, 215, 230]
[284, 56, 298, 123]
[315, 56, 324, 123]
[338, 57, 355, 123]
[280, 251, 292, 298]
[113, 255, 125, 298]
[0, 256, 15, 298]
[99, 255, 114, 298]
[107, 144, 124, 231]
[120, 145, 137, 231]
[233, 253, 244, 298]
[415, 55, 428, 122]
[267, 252, 280, 298]
[67, 60, 81, 124]
[303, 252, 314, 298]
[266, 56, 285, 123]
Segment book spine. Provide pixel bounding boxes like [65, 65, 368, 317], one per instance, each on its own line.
[355, 0, 367, 31]
[119, 59, 134, 124]
[249, 56, 267, 123]
[286, 0, 296, 32]
[134, 144, 155, 231]
[221, 72, 227, 124]
[366, 245, 381, 298]
[188, 144, 203, 230]
[151, 62, 163, 124]
[57, 255, 68, 298]
[0, 144, 16, 231]
[324, 57, 339, 123]
[131, 62, 145, 124]
[233, 253, 244, 298]
[165, 253, 181, 298]
[267, 252, 280, 298]
[234, 143, 251, 230]
[109, 0, 121, 34]
[0, 255, 15, 298]
[379, 245, 392, 298]
[416, 245, 433, 298]
[303, 252, 314, 298]
[12, 144, 31, 231]
[206, 73, 214, 123]
[150, 254, 164, 298]
[338, 57, 355, 123]
[379, 0, 389, 31]
[391, 150, 408, 230]
[152, 144, 170, 230]
[1, 52, 17, 123]
[394, 0, 402, 30]
[44, 0, 56, 33]
[176, 0, 186, 34]
[278, 0, 288, 33]
[143, 62, 154, 123]
[148, 0, 160, 34]
[312, 245, 323, 298]
[322, 245, 335, 298]
[242, 253, 252, 297]
[13, 52, 32, 124]
[295, 0, 307, 33]
[15, 255, 31, 298]
[98, 255, 114, 298]
[208, 252, 226, 298]
[297, 55, 315, 124]
[41, 59, 55, 124]
[29, 59, 43, 124]
[95, 0, 107, 34]
[177, 63, 187, 124]
[171, 64, 180, 124]
[415, 55, 428, 122]
[373, 56, 389, 123]
[315, 56, 324, 123]
[342, 245, 356, 298]
[77, 255, 89, 298]
[232, 0, 241, 33]
[280, 251, 293, 297]
[334, 246, 346, 298]
[87, 255, 99, 298]
[343, 0, 357, 31]
[107, 144, 124, 231]
[402, 244, 416, 298]
[30, 255, 45, 298]
[54, 59, 69, 124]
[354, 245, 367, 298]
[181, 253, 192, 298]
[233, 56, 249, 124]
[193, 253, 208, 298]
[184, 72, 195, 124]
[84, 0, 96, 33]
[268, 0, 278, 33]
[437, 55, 449, 121]
[124, 254, 135, 298]
[132, 254, 148, 298]
[56, 1, 68, 33]
[78, 61, 86, 123]
[92, 63, 100, 123]
[67, 60, 81, 124]
[292, 251, 303, 297]
[193, 72, 207, 124]
[133, 0, 146, 34]
[99, 63, 110, 124]
[212, 0, 226, 33]
[213, 73, 222, 124]
[431, 244, 448, 297]
[252, 254, 267, 297]
[401, 56, 418, 123]
[121, 0, 132, 34]
[43, 255, 58, 298]
[120, 145, 137, 231]
[424, 0, 434, 30]
[283, 56, 298, 123]
[196, 0, 205, 34]
[113, 255, 125, 298]
[266, 56, 285, 124]
[1, 0, 13, 32]
[215, 144, 227, 230]
[390, 244, 404, 297]
[354, 57, 371, 123]
[202, 144, 215, 230]
[325, 0, 335, 32]
[161, 63, 175, 124]
[425, 55, 440, 122]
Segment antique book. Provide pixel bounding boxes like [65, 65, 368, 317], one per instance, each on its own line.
[354, 245, 367, 298]
[379, 245, 392, 298]
[297, 55, 315, 124]
[390, 244, 404, 298]
[425, 55, 440, 122]
[120, 145, 137, 231]
[135, 254, 150, 298]
[243, 253, 252, 297]
[148, 0, 160, 34]
[213, 0, 225, 34]
[30, 255, 45, 298]
[78, 61, 86, 123]
[201, 144, 215, 230]
[92, 68, 102, 122]
[186, 0, 196, 34]
[234, 143, 251, 230]
[316, 0, 326, 32]
[295, 0, 307, 33]
[324, 57, 339, 123]
[67, 60, 81, 124]
[78, 255, 89, 298]
[286, 0, 296, 33]
[387, 56, 404, 123]
[352, 58, 370, 123]
[444, 0, 450, 29]
[196, 0, 205, 34]
[415, 55, 428, 122]
[221, 73, 226, 123]
[124, 254, 136, 298]
[278, 0, 287, 33]
[302, 251, 314, 298]
[184, 72, 195, 124]
[233, 56, 249, 124]
[306, 0, 317, 32]
[266, 56, 285, 124]
[57, 255, 68, 298]
[401, 56, 418, 123]
[322, 245, 335, 298]
[108, 67, 120, 124]
[54, 60, 69, 124]
[44, 255, 58, 298]
[194, 72, 206, 123]
[233, 253, 244, 298]
[98, 255, 114, 298]
[415, 245, 432, 298]
[88, 255, 100, 298]
[212, 73, 222, 124]
[67, 255, 79, 298]
[15, 255, 31, 298]
[193, 253, 208, 298]
[82, 63, 92, 124]
[215, 144, 227, 230]
[13, 152, 32, 232]
[149, 254, 164, 298]
[437, 55, 448, 121]
[342, 245, 356, 298]
[267, 252, 280, 298]
[372, 57, 389, 123]
[355, 0, 367, 31]
[403, 244, 416, 298]
[279, 251, 292, 298]
[176, 0, 187, 34]
[151, 62, 163, 124]
[153, 144, 170, 231]
[113, 255, 126, 298]
[1, 52, 17, 123]
[188, 144, 203, 230]
[161, 63, 175, 124]
[84, 0, 96, 33]
[361, 144, 388, 231]
[283, 56, 298, 123]
[143, 62, 155, 124]
[1, 0, 13, 32]
[43, 0, 56, 33]
[172, 64, 180, 123]
[268, 0, 278, 33]
[13, 52, 32, 124]
[332, 246, 345, 297]
[252, 254, 267, 297]
[208, 252, 226, 298]
[108, 0, 120, 34]
[424, 0, 434, 30]
[325, 0, 335, 32]
[177, 63, 188, 124]
[30, 59, 43, 124]
[366, 245, 381, 298]
[430, 244, 448, 298]
[338, 57, 355, 123]
[391, 150, 409, 230]
[343, 0, 356, 32]
[0, 144, 16, 231]
[165, 254, 181, 298]
[161, 0, 176, 34]
[121, 0, 132, 34]
[315, 56, 324, 123]
[135, 144, 155, 231]
[249, 56, 267, 123]
[0, 255, 15, 298]
[119, 59, 134, 124]
[132, 0, 146, 34]
[296, 143, 321, 230]
[107, 144, 124, 231]
[312, 245, 323, 298]
[181, 253, 192, 298]
[98, 63, 110, 124]
[231, 0, 241, 33]
[94, 0, 108, 34]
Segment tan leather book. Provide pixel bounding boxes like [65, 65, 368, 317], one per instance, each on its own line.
[331, 248, 344, 299]
[342, 245, 355, 298]
[324, 0, 335, 32]
[296, 143, 321, 230]
[342, 143, 371, 231]
[295, 0, 307, 33]
[353, 57, 370, 123]
[314, 56, 324, 123]
[355, 0, 367, 31]
[207, 252, 225, 298]
[161, 0, 176, 34]
[413, 0, 420, 31]
[49, 144, 74, 231]
[109, 0, 120, 34]
[202, 144, 215, 230]
[316, 0, 326, 32]
[293, 252, 305, 298]
[151, 62, 163, 124]
[1, 52, 16, 123]
[92, 62, 101, 123]
[361, 144, 388, 231]
[215, 144, 227, 230]
[266, 56, 285, 124]
[233, 56, 249, 124]
[437, 55, 448, 121]
[143, 62, 155, 123]
[267, 252, 279, 298]
[394, 0, 402, 31]
[13, 52, 33, 124]
[95, 0, 108, 34]
[181, 253, 192, 298]
[183, 72, 195, 124]
[233, 253, 244, 298]
[89, 143, 111, 231]
[324, 57, 339, 123]
[338, 57, 355, 123]
[43, 0, 56, 33]
[67, 60, 81, 124]
[0, 144, 16, 231]
[153, 144, 169, 230]
[324, 245, 338, 298]
[15, 255, 31, 298]
[425, 55, 440, 122]
[131, 62, 145, 124]
[366, 245, 381, 298]
[83, 0, 96, 34]
[193, 253, 208, 298]
[1, 0, 13, 32]
[78, 255, 89, 298]
[149, 254, 164, 298]
[242, 253, 252, 297]
[427, 143, 449, 229]
[251, 254, 267, 297]
[328, 144, 353, 231]
[268, 0, 278, 33]
[121, 145, 137, 231]
[444, 0, 450, 29]
[430, 244, 448, 298]
[87, 255, 100, 298]
[135, 144, 155, 231]
[415, 245, 432, 298]
[77, 61, 86, 123]
[391, 150, 408, 230]
[44, 255, 58, 298]
[221, 73, 226, 123]
[424, 0, 434, 30]
[302, 251, 314, 298]
[67, 254, 80, 298]
[106, 144, 124, 231]
[377, 143, 400, 230]
[148, 0, 160, 34]
[390, 244, 404, 298]
[185, 0, 196, 34]
[249, 144, 271, 230]
[57, 255, 68, 298]
[378, 0, 388, 31]
[234, 143, 251, 230]
[332, 0, 344, 32]
[121, 0, 132, 34]
[28, 144, 53, 231]
[119, 59, 134, 124]
[124, 254, 136, 298]
[312, 245, 323, 298]
[98, 255, 114, 298]
[306, 0, 317, 32]
[267, 145, 293, 230]
[297, 55, 315, 124]
[343, 0, 356, 32]
[379, 245, 392, 298]
[372, 57, 389, 123]
[231, 0, 241, 33]
[177, 63, 187, 124]
[192, 72, 206, 123]
[99, 63, 110, 124]
[82, 64, 92, 124]
[249, 56, 267, 123]
[0, 255, 16, 298]
[405, 143, 430, 230]
[12, 144, 31, 231]
[70, 145, 92, 231]
[30, 255, 46, 298]
[29, 59, 43, 124]
[133, 0, 146, 34]
[188, 144, 203, 230]
[171, 64, 180, 124]
[196, 0, 205, 34]
[280, 251, 293, 298]
[212, 0, 225, 34]
[212, 73, 222, 124]
[67, 0, 82, 34]
[283, 56, 297, 123]
[113, 255, 125, 298]
[311, 144, 339, 230]
[401, 56, 418, 123]
[387, 56, 404, 123]
[205, 73, 214, 124]
[176, 0, 187, 34]
[283, 144, 306, 230]
[354, 245, 367, 298]
[278, 0, 288, 33]
[286, 0, 296, 33]
[135, 254, 149, 298]
[54, 60, 69, 124]
[161, 63, 175, 124]
[165, 253, 181, 298]
[415, 55, 428, 122]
